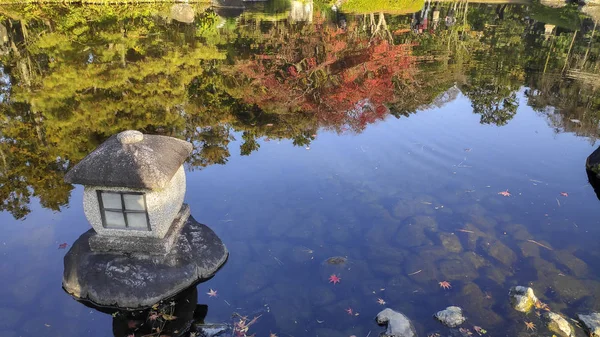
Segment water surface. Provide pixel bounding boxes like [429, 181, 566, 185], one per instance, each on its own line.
[1, 1, 600, 336]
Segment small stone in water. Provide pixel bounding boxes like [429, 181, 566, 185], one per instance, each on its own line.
[434, 306, 466, 327]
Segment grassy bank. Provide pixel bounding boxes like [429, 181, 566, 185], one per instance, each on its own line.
[338, 0, 424, 14]
[0, 0, 211, 3]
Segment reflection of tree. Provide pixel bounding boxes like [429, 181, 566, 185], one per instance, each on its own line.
[464, 82, 518, 126]
[0, 3, 599, 218]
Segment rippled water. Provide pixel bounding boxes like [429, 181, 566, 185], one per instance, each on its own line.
[1, 1, 600, 336]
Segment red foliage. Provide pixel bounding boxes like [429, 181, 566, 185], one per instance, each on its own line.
[229, 28, 416, 132]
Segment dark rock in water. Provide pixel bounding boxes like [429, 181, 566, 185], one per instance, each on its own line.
[587, 146, 600, 177]
[63, 216, 228, 308]
[376, 308, 417, 337]
[434, 306, 466, 327]
[577, 313, 600, 337]
[439, 232, 462, 253]
[509, 286, 538, 313]
[324, 256, 348, 265]
[586, 168, 600, 201]
[544, 312, 574, 337]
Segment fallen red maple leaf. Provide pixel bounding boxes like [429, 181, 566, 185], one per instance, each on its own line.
[328, 274, 341, 284]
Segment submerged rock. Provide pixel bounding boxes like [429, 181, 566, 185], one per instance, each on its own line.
[439, 233, 463, 253]
[323, 256, 348, 265]
[434, 306, 466, 327]
[480, 239, 517, 267]
[578, 313, 600, 337]
[509, 286, 538, 313]
[376, 308, 417, 337]
[544, 312, 574, 337]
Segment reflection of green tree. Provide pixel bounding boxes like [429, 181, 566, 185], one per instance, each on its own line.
[464, 81, 518, 126]
[1, 3, 600, 219]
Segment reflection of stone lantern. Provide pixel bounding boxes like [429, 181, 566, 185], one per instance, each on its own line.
[544, 24, 556, 40]
[62, 130, 228, 308]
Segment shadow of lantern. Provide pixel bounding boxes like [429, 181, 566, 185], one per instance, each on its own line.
[75, 284, 231, 337]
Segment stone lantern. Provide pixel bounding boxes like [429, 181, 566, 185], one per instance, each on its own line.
[62, 130, 228, 308]
[64, 130, 192, 255]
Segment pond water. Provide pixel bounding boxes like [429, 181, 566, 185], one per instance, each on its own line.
[1, 1, 600, 336]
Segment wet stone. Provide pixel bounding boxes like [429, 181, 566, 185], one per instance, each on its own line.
[309, 286, 336, 306]
[551, 250, 589, 277]
[550, 274, 589, 302]
[439, 233, 463, 253]
[376, 308, 417, 337]
[439, 257, 478, 281]
[396, 216, 438, 248]
[509, 286, 538, 313]
[62, 216, 228, 308]
[393, 198, 436, 218]
[544, 312, 574, 337]
[434, 306, 466, 327]
[238, 262, 270, 295]
[469, 214, 497, 229]
[577, 313, 600, 337]
[323, 256, 348, 265]
[405, 255, 440, 283]
[504, 223, 531, 241]
[518, 240, 541, 258]
[479, 238, 517, 267]
[461, 251, 488, 269]
[482, 265, 512, 285]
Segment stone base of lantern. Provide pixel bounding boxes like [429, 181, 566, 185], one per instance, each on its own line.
[62, 214, 228, 308]
[89, 204, 191, 255]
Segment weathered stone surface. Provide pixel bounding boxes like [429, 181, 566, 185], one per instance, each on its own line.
[578, 313, 600, 337]
[63, 215, 228, 308]
[434, 306, 466, 327]
[544, 312, 574, 337]
[64, 130, 192, 189]
[376, 308, 417, 337]
[509, 286, 538, 313]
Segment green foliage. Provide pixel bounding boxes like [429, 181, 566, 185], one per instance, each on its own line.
[530, 2, 582, 31]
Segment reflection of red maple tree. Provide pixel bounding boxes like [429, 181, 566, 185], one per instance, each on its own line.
[228, 23, 416, 132]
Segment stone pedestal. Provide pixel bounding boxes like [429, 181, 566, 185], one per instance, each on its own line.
[63, 215, 228, 308]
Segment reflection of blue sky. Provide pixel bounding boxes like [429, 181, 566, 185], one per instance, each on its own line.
[187, 89, 600, 233]
[2, 90, 600, 336]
